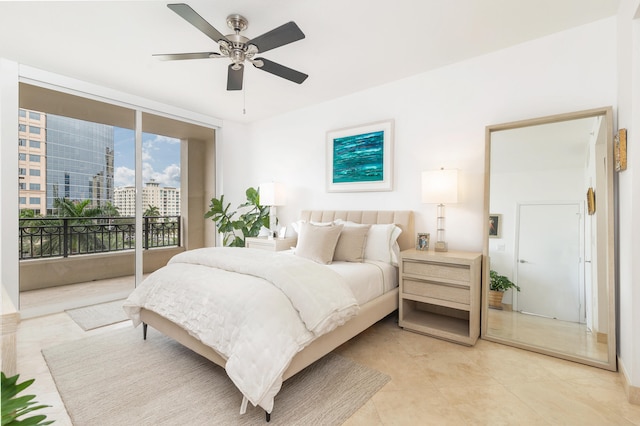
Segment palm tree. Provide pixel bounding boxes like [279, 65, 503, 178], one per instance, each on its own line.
[52, 198, 107, 254]
[143, 205, 160, 218]
[53, 198, 104, 223]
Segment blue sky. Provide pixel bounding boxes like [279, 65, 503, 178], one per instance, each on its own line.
[113, 128, 180, 188]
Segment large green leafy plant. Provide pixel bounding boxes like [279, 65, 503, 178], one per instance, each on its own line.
[204, 187, 270, 247]
[1, 372, 53, 425]
[489, 270, 521, 292]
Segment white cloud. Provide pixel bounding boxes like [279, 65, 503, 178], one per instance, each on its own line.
[115, 166, 135, 187]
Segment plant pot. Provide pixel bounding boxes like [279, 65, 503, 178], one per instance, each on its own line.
[488, 290, 504, 310]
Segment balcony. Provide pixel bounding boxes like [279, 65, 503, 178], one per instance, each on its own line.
[18, 216, 184, 293]
[19, 215, 180, 259]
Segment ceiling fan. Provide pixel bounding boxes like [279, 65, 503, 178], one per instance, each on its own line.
[154, 3, 308, 91]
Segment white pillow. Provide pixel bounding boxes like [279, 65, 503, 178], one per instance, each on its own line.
[295, 222, 344, 264]
[291, 220, 333, 235]
[364, 223, 402, 265]
[333, 223, 371, 262]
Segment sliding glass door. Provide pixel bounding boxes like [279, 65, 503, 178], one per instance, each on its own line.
[17, 83, 216, 315]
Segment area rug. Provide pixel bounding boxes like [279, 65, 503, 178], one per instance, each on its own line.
[65, 300, 129, 331]
[43, 327, 389, 425]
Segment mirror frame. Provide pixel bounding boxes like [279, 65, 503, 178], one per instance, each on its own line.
[481, 106, 616, 371]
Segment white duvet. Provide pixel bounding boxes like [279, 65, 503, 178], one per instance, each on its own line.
[122, 247, 359, 414]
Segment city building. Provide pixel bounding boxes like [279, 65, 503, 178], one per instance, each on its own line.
[113, 180, 180, 217]
[18, 109, 46, 214]
[45, 113, 114, 214]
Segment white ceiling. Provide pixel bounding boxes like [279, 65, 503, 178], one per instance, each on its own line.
[0, 1, 619, 124]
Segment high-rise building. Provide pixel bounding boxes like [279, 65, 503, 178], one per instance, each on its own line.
[45, 113, 114, 213]
[113, 180, 180, 217]
[18, 109, 47, 215]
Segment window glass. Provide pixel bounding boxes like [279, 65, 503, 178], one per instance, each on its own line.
[29, 111, 40, 120]
[29, 126, 40, 134]
[29, 140, 41, 149]
[29, 154, 40, 162]
[18, 168, 26, 175]
[29, 197, 40, 205]
[19, 138, 26, 146]
[29, 183, 40, 191]
[18, 153, 26, 161]
[29, 169, 40, 176]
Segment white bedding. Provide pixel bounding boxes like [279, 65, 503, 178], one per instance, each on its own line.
[327, 260, 398, 306]
[123, 247, 359, 414]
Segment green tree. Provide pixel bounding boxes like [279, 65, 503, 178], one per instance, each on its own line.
[52, 198, 107, 254]
[53, 198, 104, 223]
[143, 205, 160, 218]
[100, 202, 120, 218]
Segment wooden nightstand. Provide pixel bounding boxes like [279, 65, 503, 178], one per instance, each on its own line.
[245, 236, 297, 252]
[399, 249, 482, 346]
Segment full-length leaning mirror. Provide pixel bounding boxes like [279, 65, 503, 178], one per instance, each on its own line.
[481, 107, 616, 371]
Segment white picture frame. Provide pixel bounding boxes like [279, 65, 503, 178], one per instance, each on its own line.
[326, 119, 394, 192]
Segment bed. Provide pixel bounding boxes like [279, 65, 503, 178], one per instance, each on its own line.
[123, 210, 414, 421]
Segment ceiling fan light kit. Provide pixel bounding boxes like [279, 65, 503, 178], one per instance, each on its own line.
[155, 3, 308, 91]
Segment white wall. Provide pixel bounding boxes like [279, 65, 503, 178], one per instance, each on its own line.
[616, 0, 640, 395]
[221, 18, 617, 258]
[0, 59, 19, 308]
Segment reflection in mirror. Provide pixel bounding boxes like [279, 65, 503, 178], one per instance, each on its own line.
[482, 107, 616, 371]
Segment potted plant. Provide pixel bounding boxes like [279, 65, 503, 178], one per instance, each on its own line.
[488, 270, 521, 310]
[204, 187, 270, 247]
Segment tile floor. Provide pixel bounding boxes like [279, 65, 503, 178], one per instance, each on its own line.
[11, 308, 640, 425]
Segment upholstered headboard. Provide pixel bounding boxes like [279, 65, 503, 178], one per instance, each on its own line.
[299, 210, 415, 251]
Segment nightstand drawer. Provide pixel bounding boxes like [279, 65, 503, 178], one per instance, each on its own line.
[402, 260, 470, 282]
[403, 278, 470, 304]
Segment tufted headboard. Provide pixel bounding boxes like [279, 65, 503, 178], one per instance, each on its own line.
[299, 210, 415, 251]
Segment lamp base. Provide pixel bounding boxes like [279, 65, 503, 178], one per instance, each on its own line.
[434, 241, 448, 252]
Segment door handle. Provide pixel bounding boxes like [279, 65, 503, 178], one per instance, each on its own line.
[519, 259, 528, 263]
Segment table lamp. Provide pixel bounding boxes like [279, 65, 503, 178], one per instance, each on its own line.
[259, 182, 286, 239]
[421, 168, 458, 252]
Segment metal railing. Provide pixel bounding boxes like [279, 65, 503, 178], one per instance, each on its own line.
[19, 216, 180, 260]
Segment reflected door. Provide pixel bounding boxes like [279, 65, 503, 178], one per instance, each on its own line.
[516, 203, 581, 322]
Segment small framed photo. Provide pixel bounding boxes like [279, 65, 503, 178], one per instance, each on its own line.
[416, 233, 430, 250]
[489, 214, 501, 238]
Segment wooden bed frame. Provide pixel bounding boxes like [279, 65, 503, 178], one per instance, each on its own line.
[139, 210, 414, 420]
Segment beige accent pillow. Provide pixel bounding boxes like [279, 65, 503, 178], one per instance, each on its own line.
[333, 224, 371, 262]
[295, 222, 344, 264]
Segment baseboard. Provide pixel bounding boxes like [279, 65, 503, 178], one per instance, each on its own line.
[619, 357, 640, 405]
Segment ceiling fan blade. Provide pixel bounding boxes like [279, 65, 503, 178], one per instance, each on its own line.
[248, 22, 305, 53]
[167, 3, 228, 43]
[227, 64, 244, 90]
[253, 58, 308, 84]
[153, 52, 222, 61]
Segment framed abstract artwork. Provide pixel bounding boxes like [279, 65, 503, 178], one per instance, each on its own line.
[326, 120, 394, 192]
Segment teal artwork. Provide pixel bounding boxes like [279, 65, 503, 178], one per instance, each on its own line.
[332, 130, 384, 183]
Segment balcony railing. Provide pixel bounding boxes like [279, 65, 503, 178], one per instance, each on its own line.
[19, 216, 180, 260]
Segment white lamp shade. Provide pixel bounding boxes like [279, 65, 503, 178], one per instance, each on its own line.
[422, 169, 458, 204]
[259, 182, 286, 206]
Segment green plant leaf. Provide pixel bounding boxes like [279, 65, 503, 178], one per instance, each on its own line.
[1, 373, 51, 426]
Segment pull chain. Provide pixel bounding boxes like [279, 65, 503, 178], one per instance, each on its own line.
[243, 78, 247, 115]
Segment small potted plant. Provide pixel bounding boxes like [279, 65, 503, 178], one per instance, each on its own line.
[488, 270, 520, 310]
